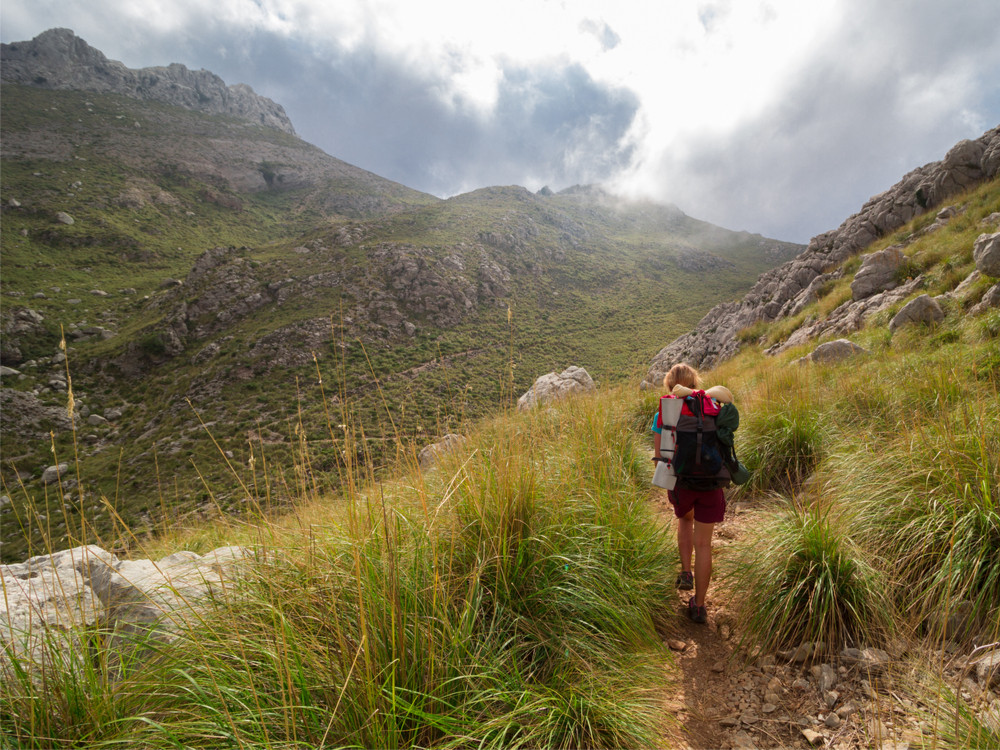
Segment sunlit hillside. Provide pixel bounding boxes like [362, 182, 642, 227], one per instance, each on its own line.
[2, 177, 997, 749]
[0, 83, 800, 562]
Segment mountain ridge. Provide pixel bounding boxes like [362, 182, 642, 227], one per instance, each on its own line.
[1, 28, 296, 135]
[644, 124, 1000, 385]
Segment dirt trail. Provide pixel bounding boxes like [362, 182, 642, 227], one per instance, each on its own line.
[650, 494, 1000, 750]
[654, 497, 816, 750]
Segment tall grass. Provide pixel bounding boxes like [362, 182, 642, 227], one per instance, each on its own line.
[724, 500, 894, 652]
[1, 385, 678, 749]
[834, 393, 1000, 639]
[732, 367, 827, 495]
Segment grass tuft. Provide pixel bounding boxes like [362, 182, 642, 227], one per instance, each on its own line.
[725, 501, 894, 652]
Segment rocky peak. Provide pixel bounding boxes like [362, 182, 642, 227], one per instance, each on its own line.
[644, 124, 1000, 386]
[1, 28, 296, 135]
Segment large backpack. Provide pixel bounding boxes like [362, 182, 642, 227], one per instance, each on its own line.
[659, 391, 735, 491]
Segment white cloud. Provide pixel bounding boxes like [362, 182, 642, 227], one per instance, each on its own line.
[2, 0, 999, 242]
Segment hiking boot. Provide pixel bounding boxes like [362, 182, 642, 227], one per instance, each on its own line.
[676, 570, 694, 590]
[687, 596, 708, 624]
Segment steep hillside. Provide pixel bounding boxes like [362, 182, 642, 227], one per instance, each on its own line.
[0, 36, 801, 562]
[3, 179, 997, 746]
[645, 124, 1000, 384]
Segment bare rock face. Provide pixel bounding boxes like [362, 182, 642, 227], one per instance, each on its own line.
[973, 231, 1000, 277]
[1, 544, 250, 676]
[644, 125, 1000, 384]
[889, 294, 944, 332]
[851, 246, 906, 300]
[517, 366, 595, 410]
[1, 28, 295, 135]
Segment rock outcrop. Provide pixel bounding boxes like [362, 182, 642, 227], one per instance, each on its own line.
[111, 239, 516, 375]
[767, 276, 924, 356]
[517, 366, 595, 410]
[1, 544, 250, 674]
[1, 28, 295, 135]
[888, 294, 945, 332]
[973, 231, 1000, 276]
[645, 125, 1000, 385]
[0, 389, 75, 444]
[1, 308, 50, 366]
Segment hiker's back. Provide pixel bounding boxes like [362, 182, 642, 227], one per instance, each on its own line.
[671, 391, 731, 491]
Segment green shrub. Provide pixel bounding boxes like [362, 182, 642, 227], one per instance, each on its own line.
[725, 502, 893, 651]
[741, 399, 826, 494]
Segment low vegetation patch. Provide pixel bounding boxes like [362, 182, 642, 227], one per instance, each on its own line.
[1, 387, 678, 749]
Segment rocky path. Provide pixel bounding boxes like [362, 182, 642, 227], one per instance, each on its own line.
[655, 498, 885, 750]
[654, 495, 1000, 750]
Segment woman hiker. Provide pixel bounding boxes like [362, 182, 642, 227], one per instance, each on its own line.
[651, 362, 732, 624]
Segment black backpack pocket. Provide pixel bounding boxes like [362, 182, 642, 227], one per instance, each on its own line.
[674, 431, 724, 477]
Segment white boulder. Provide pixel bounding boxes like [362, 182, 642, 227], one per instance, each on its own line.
[517, 366, 595, 410]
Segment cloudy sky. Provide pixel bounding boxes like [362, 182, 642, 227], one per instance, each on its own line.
[3, 0, 999, 243]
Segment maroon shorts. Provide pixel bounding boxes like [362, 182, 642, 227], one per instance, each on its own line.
[667, 487, 726, 524]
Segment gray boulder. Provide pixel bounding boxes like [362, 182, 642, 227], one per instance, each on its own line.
[851, 246, 906, 300]
[970, 283, 1000, 315]
[945, 270, 982, 302]
[417, 433, 466, 469]
[517, 366, 595, 410]
[840, 646, 891, 676]
[796, 339, 869, 366]
[2, 544, 251, 677]
[103, 406, 125, 421]
[87, 546, 248, 633]
[54, 211, 74, 225]
[1, 545, 117, 667]
[41, 463, 69, 485]
[889, 294, 945, 332]
[973, 231, 1000, 277]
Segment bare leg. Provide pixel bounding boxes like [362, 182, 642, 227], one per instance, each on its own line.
[692, 521, 716, 607]
[677, 509, 694, 573]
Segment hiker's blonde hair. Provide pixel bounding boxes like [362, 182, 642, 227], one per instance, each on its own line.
[664, 362, 701, 391]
